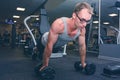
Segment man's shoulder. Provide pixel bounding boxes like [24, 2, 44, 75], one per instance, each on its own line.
[51, 18, 65, 33]
[55, 17, 68, 21]
[55, 17, 70, 24]
[53, 18, 64, 26]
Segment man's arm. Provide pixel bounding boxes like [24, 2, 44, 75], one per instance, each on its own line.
[40, 18, 64, 70]
[42, 28, 58, 67]
[78, 28, 86, 67]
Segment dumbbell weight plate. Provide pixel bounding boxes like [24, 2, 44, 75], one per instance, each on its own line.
[34, 63, 42, 75]
[34, 63, 56, 80]
[74, 61, 83, 71]
[84, 63, 96, 75]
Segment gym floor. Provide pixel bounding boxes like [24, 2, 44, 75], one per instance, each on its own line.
[0, 46, 120, 80]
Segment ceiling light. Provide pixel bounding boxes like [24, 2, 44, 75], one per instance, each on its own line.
[94, 26, 98, 29]
[16, 7, 25, 11]
[36, 18, 39, 20]
[13, 15, 20, 18]
[108, 13, 118, 17]
[14, 21, 17, 23]
[93, 21, 99, 24]
[103, 22, 109, 25]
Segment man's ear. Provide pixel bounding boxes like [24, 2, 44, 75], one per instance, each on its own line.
[72, 13, 76, 19]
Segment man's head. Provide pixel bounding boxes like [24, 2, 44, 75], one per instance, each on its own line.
[73, 2, 93, 29]
[73, 2, 93, 15]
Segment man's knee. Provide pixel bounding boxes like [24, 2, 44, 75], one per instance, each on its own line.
[41, 32, 49, 46]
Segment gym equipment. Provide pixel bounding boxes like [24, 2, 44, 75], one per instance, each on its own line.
[98, 0, 120, 62]
[116, 0, 120, 44]
[74, 61, 96, 75]
[102, 64, 120, 77]
[24, 15, 39, 60]
[11, 24, 16, 48]
[23, 34, 34, 56]
[31, 47, 38, 60]
[34, 63, 55, 80]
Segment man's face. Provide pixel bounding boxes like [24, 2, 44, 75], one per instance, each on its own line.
[75, 8, 92, 29]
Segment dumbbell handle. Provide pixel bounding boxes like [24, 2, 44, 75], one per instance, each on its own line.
[79, 63, 87, 68]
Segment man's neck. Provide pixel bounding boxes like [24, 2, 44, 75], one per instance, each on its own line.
[68, 18, 77, 31]
[66, 18, 79, 37]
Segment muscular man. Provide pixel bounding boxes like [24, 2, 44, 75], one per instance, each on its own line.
[40, 2, 93, 70]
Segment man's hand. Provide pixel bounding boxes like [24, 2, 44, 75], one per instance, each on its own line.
[34, 63, 55, 80]
[82, 62, 86, 68]
[74, 61, 96, 75]
[39, 64, 48, 71]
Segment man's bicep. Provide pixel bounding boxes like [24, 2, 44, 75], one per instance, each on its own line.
[47, 18, 62, 47]
[47, 29, 58, 46]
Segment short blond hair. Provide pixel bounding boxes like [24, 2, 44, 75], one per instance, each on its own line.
[73, 2, 93, 14]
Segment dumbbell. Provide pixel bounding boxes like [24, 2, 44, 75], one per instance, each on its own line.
[34, 63, 56, 80]
[74, 61, 96, 75]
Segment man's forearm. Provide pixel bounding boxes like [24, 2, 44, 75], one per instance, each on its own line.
[42, 46, 52, 66]
[79, 46, 86, 67]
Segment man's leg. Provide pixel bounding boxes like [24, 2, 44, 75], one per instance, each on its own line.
[37, 35, 45, 60]
[37, 32, 49, 60]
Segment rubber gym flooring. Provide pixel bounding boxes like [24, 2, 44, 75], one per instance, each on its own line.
[0, 46, 120, 80]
